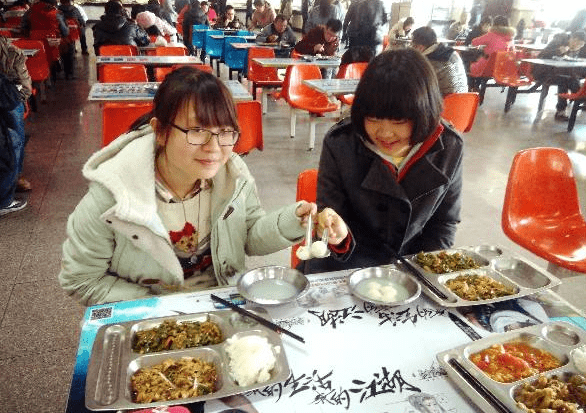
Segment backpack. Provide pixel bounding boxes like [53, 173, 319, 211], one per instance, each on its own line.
[0, 72, 20, 113]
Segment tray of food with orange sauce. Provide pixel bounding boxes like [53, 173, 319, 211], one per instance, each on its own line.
[403, 245, 561, 307]
[436, 321, 586, 413]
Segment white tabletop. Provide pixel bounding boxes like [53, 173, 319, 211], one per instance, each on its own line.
[88, 80, 252, 102]
[230, 42, 279, 49]
[96, 55, 200, 65]
[22, 48, 39, 57]
[303, 78, 360, 95]
[253, 57, 341, 68]
[515, 43, 547, 51]
[210, 34, 256, 40]
[521, 57, 586, 69]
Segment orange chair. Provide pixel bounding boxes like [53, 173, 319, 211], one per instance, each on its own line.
[290, 49, 303, 59]
[492, 51, 534, 113]
[247, 47, 283, 112]
[281, 64, 339, 150]
[12, 39, 50, 109]
[468, 51, 499, 105]
[100, 64, 148, 83]
[382, 34, 390, 50]
[441, 92, 479, 133]
[154, 64, 213, 81]
[335, 61, 368, 106]
[233, 101, 264, 155]
[98, 45, 138, 56]
[502, 147, 586, 274]
[291, 169, 318, 269]
[102, 102, 153, 147]
[559, 82, 586, 132]
[154, 46, 188, 56]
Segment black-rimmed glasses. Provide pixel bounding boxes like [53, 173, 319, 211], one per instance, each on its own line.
[170, 123, 240, 146]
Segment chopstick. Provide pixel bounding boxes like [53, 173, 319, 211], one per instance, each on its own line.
[448, 359, 512, 413]
[385, 246, 449, 300]
[210, 294, 305, 344]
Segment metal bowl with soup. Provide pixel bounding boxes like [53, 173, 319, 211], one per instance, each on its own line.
[237, 266, 310, 306]
[348, 267, 421, 306]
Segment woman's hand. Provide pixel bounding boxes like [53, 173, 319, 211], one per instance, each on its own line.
[295, 201, 317, 227]
[316, 207, 349, 246]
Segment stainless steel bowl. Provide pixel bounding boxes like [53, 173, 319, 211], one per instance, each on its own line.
[237, 266, 310, 306]
[348, 267, 421, 306]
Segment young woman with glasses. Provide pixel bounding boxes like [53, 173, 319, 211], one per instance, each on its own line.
[59, 67, 348, 306]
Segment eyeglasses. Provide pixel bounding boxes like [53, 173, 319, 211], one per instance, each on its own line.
[170, 123, 239, 146]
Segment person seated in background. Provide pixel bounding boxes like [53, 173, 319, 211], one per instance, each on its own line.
[294, 18, 341, 56]
[469, 15, 515, 80]
[58, 67, 348, 306]
[182, 0, 209, 56]
[248, 0, 274, 31]
[214, 4, 242, 29]
[340, 44, 375, 65]
[464, 15, 491, 45]
[59, 0, 87, 54]
[388, 16, 414, 39]
[533, 30, 586, 121]
[256, 13, 296, 46]
[200, 1, 216, 25]
[136, 4, 177, 40]
[447, 11, 469, 40]
[92, 0, 150, 54]
[411, 26, 468, 96]
[302, 48, 463, 274]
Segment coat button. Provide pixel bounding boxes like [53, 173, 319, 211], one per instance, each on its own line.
[106, 220, 112, 224]
[132, 235, 139, 240]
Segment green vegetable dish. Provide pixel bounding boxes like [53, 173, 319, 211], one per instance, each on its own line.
[415, 251, 481, 274]
[132, 320, 223, 354]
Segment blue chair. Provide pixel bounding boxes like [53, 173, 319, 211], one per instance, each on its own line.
[204, 30, 224, 76]
[236, 30, 254, 37]
[191, 24, 208, 55]
[223, 36, 247, 81]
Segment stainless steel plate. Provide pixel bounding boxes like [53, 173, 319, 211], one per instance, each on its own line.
[437, 321, 586, 413]
[402, 245, 561, 307]
[85, 311, 291, 411]
[237, 266, 310, 306]
[347, 266, 421, 306]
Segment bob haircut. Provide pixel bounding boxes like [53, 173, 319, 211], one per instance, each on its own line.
[148, 66, 239, 140]
[351, 48, 443, 145]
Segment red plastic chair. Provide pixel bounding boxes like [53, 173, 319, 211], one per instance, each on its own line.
[559, 82, 586, 132]
[291, 169, 318, 269]
[290, 49, 303, 59]
[281, 64, 339, 150]
[154, 64, 213, 81]
[247, 47, 283, 111]
[100, 64, 148, 83]
[102, 102, 153, 147]
[29, 30, 61, 65]
[233, 100, 264, 155]
[502, 147, 586, 274]
[98, 45, 138, 56]
[468, 51, 499, 105]
[441, 92, 480, 133]
[154, 46, 187, 56]
[12, 39, 50, 108]
[492, 51, 534, 113]
[335, 61, 368, 106]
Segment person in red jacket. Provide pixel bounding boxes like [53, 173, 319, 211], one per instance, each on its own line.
[294, 18, 341, 57]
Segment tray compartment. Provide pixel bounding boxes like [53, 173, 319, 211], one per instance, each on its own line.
[94, 324, 126, 406]
[438, 268, 520, 302]
[510, 371, 586, 411]
[472, 245, 504, 260]
[409, 249, 490, 275]
[491, 257, 552, 289]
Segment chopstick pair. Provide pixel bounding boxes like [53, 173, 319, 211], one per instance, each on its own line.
[385, 245, 449, 300]
[210, 294, 305, 344]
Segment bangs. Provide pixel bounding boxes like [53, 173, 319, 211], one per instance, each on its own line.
[190, 80, 239, 130]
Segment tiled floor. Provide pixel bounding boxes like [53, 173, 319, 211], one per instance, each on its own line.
[2, 36, 586, 412]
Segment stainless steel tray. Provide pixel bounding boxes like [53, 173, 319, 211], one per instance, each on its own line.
[403, 245, 561, 307]
[437, 321, 586, 413]
[85, 310, 290, 411]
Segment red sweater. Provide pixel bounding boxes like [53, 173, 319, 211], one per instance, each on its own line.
[294, 25, 339, 56]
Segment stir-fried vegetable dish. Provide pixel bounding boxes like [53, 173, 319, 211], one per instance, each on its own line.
[415, 251, 481, 274]
[515, 373, 586, 413]
[131, 357, 217, 403]
[132, 320, 223, 354]
[445, 273, 516, 301]
[470, 342, 562, 383]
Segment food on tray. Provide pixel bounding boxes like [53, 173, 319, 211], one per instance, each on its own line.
[131, 357, 218, 403]
[514, 373, 586, 413]
[445, 273, 516, 301]
[355, 278, 411, 303]
[132, 320, 223, 354]
[415, 251, 481, 274]
[574, 346, 586, 375]
[470, 342, 563, 383]
[225, 335, 277, 387]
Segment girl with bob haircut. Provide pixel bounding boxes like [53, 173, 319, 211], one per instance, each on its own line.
[303, 49, 463, 274]
[59, 67, 348, 306]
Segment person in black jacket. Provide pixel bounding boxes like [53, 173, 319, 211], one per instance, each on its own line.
[464, 15, 491, 45]
[92, 0, 149, 54]
[303, 49, 463, 274]
[182, 0, 209, 56]
[344, 0, 386, 55]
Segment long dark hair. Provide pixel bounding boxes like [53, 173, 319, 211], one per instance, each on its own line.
[351, 48, 443, 145]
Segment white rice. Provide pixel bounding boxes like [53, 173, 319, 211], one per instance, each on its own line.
[573, 345, 586, 375]
[225, 335, 278, 387]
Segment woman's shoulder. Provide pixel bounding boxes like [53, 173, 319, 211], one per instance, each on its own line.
[324, 118, 358, 146]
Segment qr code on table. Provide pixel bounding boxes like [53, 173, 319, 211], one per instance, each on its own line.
[90, 307, 113, 320]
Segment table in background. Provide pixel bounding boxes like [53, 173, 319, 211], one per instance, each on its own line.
[303, 78, 359, 96]
[64, 267, 586, 413]
[521, 58, 586, 111]
[253, 57, 341, 68]
[87, 80, 252, 102]
[210, 34, 256, 41]
[96, 55, 200, 66]
[138, 43, 189, 54]
[22, 48, 39, 57]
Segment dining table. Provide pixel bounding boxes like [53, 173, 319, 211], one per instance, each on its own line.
[63, 253, 586, 413]
[95, 55, 201, 66]
[302, 78, 360, 96]
[22, 48, 39, 57]
[87, 80, 252, 103]
[252, 57, 341, 68]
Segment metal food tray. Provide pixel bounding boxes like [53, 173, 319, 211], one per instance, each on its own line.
[85, 310, 290, 411]
[403, 245, 561, 307]
[436, 321, 586, 413]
